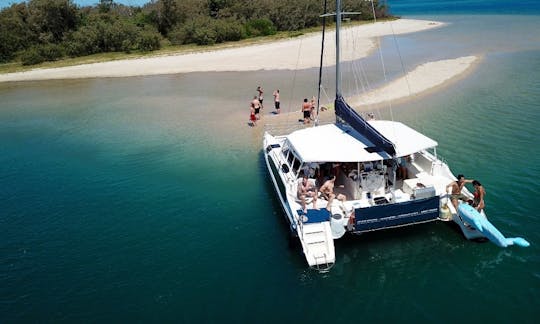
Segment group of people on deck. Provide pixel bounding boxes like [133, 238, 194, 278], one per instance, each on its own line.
[248, 86, 281, 126]
[446, 174, 486, 212]
[297, 163, 349, 213]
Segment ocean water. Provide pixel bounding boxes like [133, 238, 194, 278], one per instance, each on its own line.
[1, 2, 540, 323]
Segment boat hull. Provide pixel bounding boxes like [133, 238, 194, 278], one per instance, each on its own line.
[353, 196, 440, 232]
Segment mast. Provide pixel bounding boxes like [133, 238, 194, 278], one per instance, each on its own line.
[335, 0, 342, 99]
[315, 0, 328, 126]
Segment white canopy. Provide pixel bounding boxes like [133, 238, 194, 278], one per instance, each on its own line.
[369, 120, 438, 157]
[285, 121, 437, 163]
[286, 124, 386, 162]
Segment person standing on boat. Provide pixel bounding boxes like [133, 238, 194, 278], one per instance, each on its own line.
[301, 98, 311, 124]
[251, 95, 261, 120]
[273, 89, 280, 114]
[446, 174, 473, 209]
[472, 180, 486, 212]
[298, 175, 318, 213]
[257, 86, 264, 109]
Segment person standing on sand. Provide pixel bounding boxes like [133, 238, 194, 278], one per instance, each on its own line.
[301, 98, 311, 124]
[310, 96, 317, 121]
[273, 89, 280, 114]
[257, 86, 264, 109]
[249, 104, 257, 126]
[251, 95, 261, 120]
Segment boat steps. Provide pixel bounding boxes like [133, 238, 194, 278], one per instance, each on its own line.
[303, 229, 325, 241]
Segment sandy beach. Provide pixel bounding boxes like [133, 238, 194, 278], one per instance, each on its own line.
[0, 19, 445, 82]
[349, 55, 480, 107]
[0, 18, 479, 108]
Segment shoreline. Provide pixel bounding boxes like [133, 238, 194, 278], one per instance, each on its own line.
[0, 19, 444, 83]
[257, 55, 481, 127]
[348, 55, 481, 108]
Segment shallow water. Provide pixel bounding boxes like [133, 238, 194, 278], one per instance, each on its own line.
[1, 11, 539, 323]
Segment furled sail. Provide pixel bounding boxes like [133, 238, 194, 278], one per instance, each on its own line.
[334, 96, 396, 156]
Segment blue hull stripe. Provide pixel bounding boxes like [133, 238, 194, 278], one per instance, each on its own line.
[354, 196, 440, 232]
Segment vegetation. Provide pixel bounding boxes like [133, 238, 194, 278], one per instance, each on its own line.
[0, 0, 390, 66]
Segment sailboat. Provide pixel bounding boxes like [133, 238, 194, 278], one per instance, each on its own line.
[263, 0, 529, 271]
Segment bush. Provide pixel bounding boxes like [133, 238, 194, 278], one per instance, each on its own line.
[21, 47, 45, 65]
[38, 43, 63, 61]
[168, 17, 245, 46]
[168, 24, 190, 45]
[245, 18, 276, 37]
[20, 43, 64, 65]
[136, 29, 161, 51]
[214, 19, 245, 43]
[64, 24, 101, 56]
[192, 26, 217, 45]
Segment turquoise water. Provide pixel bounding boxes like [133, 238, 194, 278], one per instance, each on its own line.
[2, 7, 540, 324]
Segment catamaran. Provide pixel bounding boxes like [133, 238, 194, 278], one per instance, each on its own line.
[263, 0, 529, 271]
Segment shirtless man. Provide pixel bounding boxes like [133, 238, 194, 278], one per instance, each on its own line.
[301, 98, 311, 124]
[446, 174, 473, 209]
[297, 175, 318, 212]
[251, 96, 261, 120]
[273, 89, 280, 114]
[319, 175, 336, 210]
[257, 86, 264, 108]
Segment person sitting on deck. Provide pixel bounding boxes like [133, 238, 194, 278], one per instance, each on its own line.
[298, 175, 318, 213]
[446, 174, 473, 210]
[319, 175, 336, 211]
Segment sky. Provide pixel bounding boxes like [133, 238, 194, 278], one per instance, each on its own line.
[0, 0, 151, 9]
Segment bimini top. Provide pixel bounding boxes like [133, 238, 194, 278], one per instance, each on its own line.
[370, 120, 438, 157]
[285, 121, 437, 163]
[286, 123, 389, 163]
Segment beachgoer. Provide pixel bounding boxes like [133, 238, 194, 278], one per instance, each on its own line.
[310, 96, 316, 120]
[319, 175, 336, 210]
[251, 95, 261, 120]
[472, 180, 486, 212]
[257, 86, 264, 109]
[297, 175, 318, 212]
[301, 98, 311, 124]
[249, 104, 257, 126]
[446, 174, 473, 209]
[273, 89, 280, 114]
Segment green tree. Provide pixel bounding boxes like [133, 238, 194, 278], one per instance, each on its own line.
[98, 0, 115, 13]
[0, 3, 33, 62]
[155, 0, 177, 36]
[27, 0, 79, 43]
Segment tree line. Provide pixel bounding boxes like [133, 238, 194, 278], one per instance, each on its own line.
[0, 0, 390, 66]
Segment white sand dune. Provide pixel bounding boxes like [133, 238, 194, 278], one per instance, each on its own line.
[349, 56, 480, 106]
[0, 19, 444, 82]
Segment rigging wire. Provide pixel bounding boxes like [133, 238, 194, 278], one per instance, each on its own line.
[370, 0, 392, 121]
